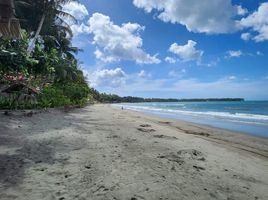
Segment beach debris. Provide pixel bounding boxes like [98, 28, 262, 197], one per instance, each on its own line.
[137, 127, 156, 133]
[106, 135, 120, 139]
[158, 121, 171, 125]
[157, 153, 184, 165]
[140, 124, 151, 127]
[193, 165, 205, 171]
[85, 164, 91, 169]
[153, 134, 178, 140]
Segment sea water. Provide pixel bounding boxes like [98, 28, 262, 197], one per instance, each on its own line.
[114, 101, 268, 138]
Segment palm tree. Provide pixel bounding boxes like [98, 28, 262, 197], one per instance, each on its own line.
[12, 0, 82, 83]
[14, 0, 77, 53]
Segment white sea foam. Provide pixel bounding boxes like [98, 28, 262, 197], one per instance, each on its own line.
[114, 104, 268, 124]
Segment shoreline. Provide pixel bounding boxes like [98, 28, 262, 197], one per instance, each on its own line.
[110, 104, 268, 158]
[113, 102, 268, 138]
[1, 104, 268, 199]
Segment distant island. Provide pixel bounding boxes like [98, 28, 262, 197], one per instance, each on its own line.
[177, 98, 245, 102]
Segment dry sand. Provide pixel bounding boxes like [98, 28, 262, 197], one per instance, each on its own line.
[0, 104, 268, 200]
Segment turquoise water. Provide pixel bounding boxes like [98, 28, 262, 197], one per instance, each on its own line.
[114, 101, 268, 138]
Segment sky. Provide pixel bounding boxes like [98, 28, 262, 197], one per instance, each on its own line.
[63, 0, 268, 100]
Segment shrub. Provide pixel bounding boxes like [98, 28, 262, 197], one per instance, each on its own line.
[38, 83, 90, 108]
[38, 85, 71, 108]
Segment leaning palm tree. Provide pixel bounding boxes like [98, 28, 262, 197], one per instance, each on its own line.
[14, 0, 77, 53]
[30, 0, 76, 53]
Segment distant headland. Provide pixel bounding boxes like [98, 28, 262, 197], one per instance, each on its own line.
[96, 92, 244, 103]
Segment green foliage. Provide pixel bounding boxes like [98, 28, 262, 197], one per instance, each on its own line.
[59, 83, 90, 104]
[0, 97, 36, 110]
[0, 31, 37, 75]
[0, 1, 96, 110]
[0, 31, 58, 76]
[38, 83, 90, 108]
[38, 85, 71, 108]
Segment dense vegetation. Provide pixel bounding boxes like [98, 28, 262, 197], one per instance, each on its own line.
[89, 90, 244, 103]
[0, 0, 92, 109]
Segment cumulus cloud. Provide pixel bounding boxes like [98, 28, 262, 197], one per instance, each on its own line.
[240, 3, 268, 42]
[169, 40, 203, 62]
[88, 13, 161, 64]
[61, 2, 91, 37]
[70, 23, 91, 36]
[236, 5, 248, 16]
[165, 57, 176, 64]
[241, 32, 252, 41]
[133, 0, 244, 34]
[89, 68, 126, 88]
[225, 50, 243, 58]
[62, 2, 89, 20]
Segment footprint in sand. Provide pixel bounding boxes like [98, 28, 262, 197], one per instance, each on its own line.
[158, 149, 206, 166]
[177, 149, 206, 161]
[137, 124, 155, 133]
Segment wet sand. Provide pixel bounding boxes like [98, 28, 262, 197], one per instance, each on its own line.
[0, 104, 268, 200]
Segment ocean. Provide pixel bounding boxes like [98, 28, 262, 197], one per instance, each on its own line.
[114, 101, 268, 138]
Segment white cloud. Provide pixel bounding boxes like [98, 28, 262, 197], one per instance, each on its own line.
[168, 69, 186, 78]
[70, 23, 91, 36]
[236, 5, 248, 16]
[225, 50, 243, 58]
[138, 70, 146, 78]
[62, 2, 89, 20]
[169, 40, 203, 62]
[99, 76, 268, 100]
[171, 78, 268, 99]
[256, 51, 263, 56]
[165, 57, 176, 64]
[138, 70, 151, 78]
[228, 76, 237, 80]
[88, 13, 161, 64]
[240, 3, 268, 42]
[133, 0, 243, 34]
[89, 68, 126, 88]
[240, 32, 252, 41]
[61, 2, 91, 37]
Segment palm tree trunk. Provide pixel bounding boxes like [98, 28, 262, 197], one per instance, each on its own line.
[27, 13, 45, 53]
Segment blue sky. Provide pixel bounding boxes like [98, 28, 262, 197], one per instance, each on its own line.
[63, 0, 268, 100]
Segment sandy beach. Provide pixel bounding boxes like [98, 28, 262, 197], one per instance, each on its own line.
[0, 104, 268, 200]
